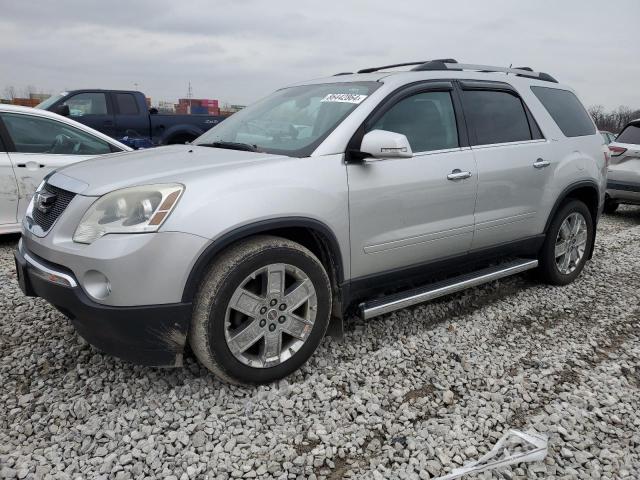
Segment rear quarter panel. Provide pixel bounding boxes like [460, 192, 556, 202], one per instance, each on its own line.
[517, 81, 606, 228]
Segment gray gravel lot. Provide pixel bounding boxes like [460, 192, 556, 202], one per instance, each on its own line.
[1, 208, 639, 480]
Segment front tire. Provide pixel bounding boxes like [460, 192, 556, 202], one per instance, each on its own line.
[189, 235, 332, 384]
[538, 200, 593, 285]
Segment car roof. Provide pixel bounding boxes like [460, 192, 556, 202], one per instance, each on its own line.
[0, 104, 132, 151]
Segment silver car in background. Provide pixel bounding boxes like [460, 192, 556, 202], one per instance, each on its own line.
[605, 119, 640, 213]
[14, 60, 606, 384]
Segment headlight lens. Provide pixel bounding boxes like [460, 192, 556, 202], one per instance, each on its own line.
[73, 184, 184, 244]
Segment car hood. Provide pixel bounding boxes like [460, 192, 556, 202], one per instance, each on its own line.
[48, 145, 287, 196]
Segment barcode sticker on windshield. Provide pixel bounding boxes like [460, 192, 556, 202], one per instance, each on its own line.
[321, 93, 368, 104]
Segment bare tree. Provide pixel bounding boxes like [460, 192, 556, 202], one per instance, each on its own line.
[2, 85, 17, 100]
[588, 104, 640, 133]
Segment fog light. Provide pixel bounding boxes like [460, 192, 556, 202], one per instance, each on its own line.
[83, 270, 111, 300]
[30, 269, 73, 287]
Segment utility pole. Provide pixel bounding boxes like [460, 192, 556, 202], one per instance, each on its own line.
[188, 81, 192, 114]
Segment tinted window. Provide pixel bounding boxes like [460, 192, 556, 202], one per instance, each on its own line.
[616, 124, 640, 144]
[62, 92, 108, 117]
[1, 113, 113, 155]
[371, 91, 459, 152]
[463, 90, 532, 145]
[531, 86, 595, 137]
[116, 93, 139, 115]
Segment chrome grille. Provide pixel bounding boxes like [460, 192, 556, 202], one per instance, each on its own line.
[31, 184, 76, 232]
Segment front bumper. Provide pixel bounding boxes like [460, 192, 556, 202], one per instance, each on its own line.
[15, 243, 192, 367]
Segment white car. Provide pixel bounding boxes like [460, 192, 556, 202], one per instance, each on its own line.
[0, 105, 131, 234]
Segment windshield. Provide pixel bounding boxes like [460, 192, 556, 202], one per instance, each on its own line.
[35, 93, 65, 110]
[193, 82, 380, 157]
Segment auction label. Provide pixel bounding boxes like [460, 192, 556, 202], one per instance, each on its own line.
[321, 93, 368, 104]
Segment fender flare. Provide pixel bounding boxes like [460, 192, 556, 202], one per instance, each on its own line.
[543, 180, 600, 232]
[181, 217, 345, 303]
[543, 180, 600, 260]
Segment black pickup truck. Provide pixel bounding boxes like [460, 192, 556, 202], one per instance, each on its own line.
[37, 89, 225, 147]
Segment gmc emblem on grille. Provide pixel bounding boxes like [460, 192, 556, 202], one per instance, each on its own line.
[34, 191, 57, 214]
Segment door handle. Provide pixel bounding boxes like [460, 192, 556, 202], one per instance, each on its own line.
[16, 163, 45, 169]
[447, 169, 472, 180]
[533, 158, 550, 169]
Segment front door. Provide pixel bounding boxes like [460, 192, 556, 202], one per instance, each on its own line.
[60, 91, 116, 138]
[348, 87, 478, 279]
[0, 152, 18, 226]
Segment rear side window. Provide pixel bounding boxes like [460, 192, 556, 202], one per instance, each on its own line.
[463, 90, 532, 145]
[115, 93, 139, 115]
[616, 124, 640, 144]
[531, 86, 595, 137]
[371, 91, 459, 152]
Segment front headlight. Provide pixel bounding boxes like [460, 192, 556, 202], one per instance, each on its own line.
[73, 184, 184, 244]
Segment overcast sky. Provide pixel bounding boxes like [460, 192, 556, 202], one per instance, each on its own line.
[1, 1, 638, 109]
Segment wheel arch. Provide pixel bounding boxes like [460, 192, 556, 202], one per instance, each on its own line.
[162, 125, 203, 144]
[544, 180, 600, 259]
[182, 217, 345, 308]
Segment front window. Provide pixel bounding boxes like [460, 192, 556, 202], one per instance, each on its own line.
[63, 93, 108, 117]
[35, 93, 65, 110]
[193, 82, 380, 157]
[1, 113, 114, 155]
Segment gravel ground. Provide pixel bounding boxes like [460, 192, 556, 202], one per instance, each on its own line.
[1, 207, 639, 480]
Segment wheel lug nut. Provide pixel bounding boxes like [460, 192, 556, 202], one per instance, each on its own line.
[260, 306, 267, 314]
[269, 323, 276, 332]
[278, 316, 286, 323]
[279, 303, 287, 311]
[259, 319, 266, 327]
[270, 299, 277, 306]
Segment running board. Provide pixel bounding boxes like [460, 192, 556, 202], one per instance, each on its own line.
[359, 258, 538, 320]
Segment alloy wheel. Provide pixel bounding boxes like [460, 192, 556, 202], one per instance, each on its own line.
[224, 263, 317, 368]
[554, 212, 588, 275]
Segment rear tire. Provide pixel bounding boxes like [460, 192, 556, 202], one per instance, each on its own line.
[603, 197, 619, 214]
[189, 235, 332, 384]
[538, 200, 593, 285]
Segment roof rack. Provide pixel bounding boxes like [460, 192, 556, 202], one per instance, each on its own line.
[357, 59, 458, 74]
[410, 61, 558, 83]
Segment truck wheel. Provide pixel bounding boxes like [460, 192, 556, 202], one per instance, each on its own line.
[189, 235, 332, 384]
[538, 200, 593, 286]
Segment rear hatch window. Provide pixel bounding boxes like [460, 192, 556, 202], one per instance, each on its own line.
[616, 124, 640, 145]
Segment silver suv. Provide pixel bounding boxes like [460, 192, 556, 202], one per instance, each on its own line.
[15, 60, 606, 384]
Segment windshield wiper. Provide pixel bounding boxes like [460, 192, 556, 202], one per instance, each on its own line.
[201, 141, 259, 152]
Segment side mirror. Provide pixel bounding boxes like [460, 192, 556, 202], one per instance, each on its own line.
[359, 129, 413, 161]
[54, 104, 70, 117]
[149, 107, 158, 115]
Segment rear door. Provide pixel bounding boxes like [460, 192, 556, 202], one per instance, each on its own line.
[113, 92, 150, 138]
[0, 130, 19, 226]
[460, 81, 553, 250]
[0, 112, 115, 220]
[60, 91, 116, 137]
[347, 82, 478, 279]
